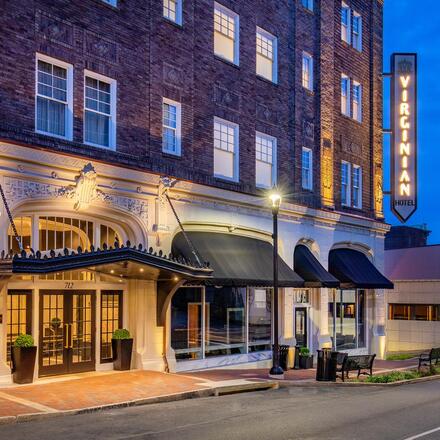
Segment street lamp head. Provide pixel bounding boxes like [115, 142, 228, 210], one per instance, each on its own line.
[269, 192, 282, 209]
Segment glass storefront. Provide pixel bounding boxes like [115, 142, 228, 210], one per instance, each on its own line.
[171, 286, 272, 361]
[328, 289, 365, 350]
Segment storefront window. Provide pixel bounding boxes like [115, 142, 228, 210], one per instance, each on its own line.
[171, 287, 203, 360]
[171, 286, 273, 361]
[248, 288, 272, 352]
[8, 216, 32, 253]
[388, 304, 440, 321]
[100, 291, 123, 363]
[329, 289, 365, 350]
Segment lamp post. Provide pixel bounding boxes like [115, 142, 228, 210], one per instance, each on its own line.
[269, 192, 284, 378]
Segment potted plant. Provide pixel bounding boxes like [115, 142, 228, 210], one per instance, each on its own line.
[112, 329, 133, 371]
[298, 347, 314, 369]
[11, 334, 37, 384]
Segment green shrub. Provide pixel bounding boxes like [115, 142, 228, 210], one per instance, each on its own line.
[14, 334, 34, 348]
[112, 329, 131, 340]
[299, 347, 310, 357]
[366, 370, 419, 383]
[386, 353, 416, 361]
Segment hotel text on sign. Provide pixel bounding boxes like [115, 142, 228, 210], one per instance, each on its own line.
[391, 53, 417, 223]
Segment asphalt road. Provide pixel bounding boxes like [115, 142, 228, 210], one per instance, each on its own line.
[1, 380, 440, 440]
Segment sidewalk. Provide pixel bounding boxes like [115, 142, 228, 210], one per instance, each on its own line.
[0, 358, 418, 424]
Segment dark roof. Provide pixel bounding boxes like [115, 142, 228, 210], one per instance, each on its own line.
[0, 242, 213, 281]
[294, 245, 340, 288]
[172, 231, 304, 287]
[329, 248, 393, 289]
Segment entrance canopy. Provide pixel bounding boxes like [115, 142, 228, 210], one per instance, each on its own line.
[328, 248, 393, 289]
[172, 231, 304, 287]
[0, 243, 213, 282]
[294, 245, 340, 288]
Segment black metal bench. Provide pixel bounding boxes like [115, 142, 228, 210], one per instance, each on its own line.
[337, 354, 376, 381]
[418, 348, 440, 370]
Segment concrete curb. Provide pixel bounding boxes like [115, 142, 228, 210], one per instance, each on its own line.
[0, 381, 278, 426]
[278, 373, 440, 388]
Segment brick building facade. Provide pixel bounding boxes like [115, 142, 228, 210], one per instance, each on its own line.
[0, 0, 391, 382]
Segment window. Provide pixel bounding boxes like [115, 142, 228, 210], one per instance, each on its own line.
[100, 291, 122, 363]
[341, 161, 351, 206]
[341, 2, 351, 44]
[352, 81, 362, 122]
[84, 72, 116, 149]
[164, 0, 182, 25]
[102, 0, 117, 5]
[352, 165, 362, 208]
[302, 52, 313, 91]
[214, 3, 239, 65]
[301, 0, 313, 11]
[171, 286, 273, 360]
[36, 54, 73, 140]
[256, 28, 277, 83]
[352, 12, 362, 51]
[302, 148, 313, 190]
[329, 289, 365, 350]
[388, 304, 440, 321]
[341, 74, 350, 116]
[162, 99, 182, 155]
[214, 118, 239, 181]
[255, 133, 276, 188]
[7, 291, 32, 364]
[8, 216, 32, 253]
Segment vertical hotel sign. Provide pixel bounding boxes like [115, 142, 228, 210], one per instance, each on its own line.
[391, 53, 417, 223]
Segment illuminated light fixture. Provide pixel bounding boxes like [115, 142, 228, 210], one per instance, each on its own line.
[269, 192, 282, 209]
[110, 269, 114, 274]
[173, 276, 179, 281]
[139, 268, 144, 273]
[118, 279, 122, 283]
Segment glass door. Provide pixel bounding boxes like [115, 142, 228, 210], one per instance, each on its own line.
[39, 291, 95, 376]
[295, 308, 308, 348]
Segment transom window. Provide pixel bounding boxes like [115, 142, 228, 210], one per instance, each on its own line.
[84, 72, 116, 149]
[162, 98, 182, 156]
[256, 28, 277, 83]
[213, 118, 239, 181]
[256, 133, 276, 189]
[214, 3, 239, 64]
[36, 55, 73, 139]
[163, 0, 182, 25]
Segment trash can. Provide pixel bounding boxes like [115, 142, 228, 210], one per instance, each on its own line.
[272, 344, 290, 371]
[316, 348, 338, 381]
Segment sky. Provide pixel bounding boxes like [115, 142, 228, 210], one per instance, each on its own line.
[383, 1, 440, 243]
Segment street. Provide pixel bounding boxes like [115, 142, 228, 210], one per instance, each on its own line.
[1, 380, 439, 440]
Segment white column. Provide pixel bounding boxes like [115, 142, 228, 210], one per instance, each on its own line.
[318, 288, 332, 348]
[0, 281, 12, 385]
[281, 288, 295, 346]
[371, 289, 386, 359]
[127, 279, 165, 371]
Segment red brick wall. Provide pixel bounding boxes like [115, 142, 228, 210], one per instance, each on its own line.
[0, 0, 384, 220]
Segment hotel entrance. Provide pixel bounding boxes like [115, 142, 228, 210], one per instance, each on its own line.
[39, 291, 96, 377]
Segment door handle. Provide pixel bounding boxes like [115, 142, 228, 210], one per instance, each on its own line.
[64, 323, 69, 349]
[69, 323, 73, 349]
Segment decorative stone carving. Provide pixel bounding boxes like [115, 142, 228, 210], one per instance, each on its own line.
[85, 32, 118, 63]
[214, 85, 240, 111]
[36, 11, 74, 47]
[374, 163, 384, 217]
[341, 137, 363, 155]
[163, 63, 183, 87]
[256, 103, 278, 125]
[303, 119, 315, 142]
[154, 177, 177, 242]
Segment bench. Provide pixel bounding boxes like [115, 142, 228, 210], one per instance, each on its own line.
[418, 348, 440, 370]
[336, 354, 376, 382]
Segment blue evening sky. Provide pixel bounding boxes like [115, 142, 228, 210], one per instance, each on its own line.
[383, 1, 440, 243]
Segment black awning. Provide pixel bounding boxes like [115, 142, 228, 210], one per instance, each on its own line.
[172, 231, 304, 287]
[294, 245, 340, 288]
[329, 248, 394, 289]
[0, 243, 213, 281]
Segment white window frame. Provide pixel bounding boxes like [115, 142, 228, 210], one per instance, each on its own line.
[83, 70, 117, 150]
[341, 2, 351, 44]
[352, 81, 362, 122]
[301, 0, 313, 11]
[255, 132, 277, 189]
[35, 53, 73, 141]
[163, 0, 183, 25]
[256, 27, 278, 84]
[352, 164, 362, 209]
[301, 147, 313, 190]
[341, 73, 351, 117]
[302, 52, 314, 91]
[214, 3, 240, 65]
[213, 117, 239, 182]
[341, 161, 351, 207]
[352, 11, 362, 51]
[162, 98, 182, 156]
